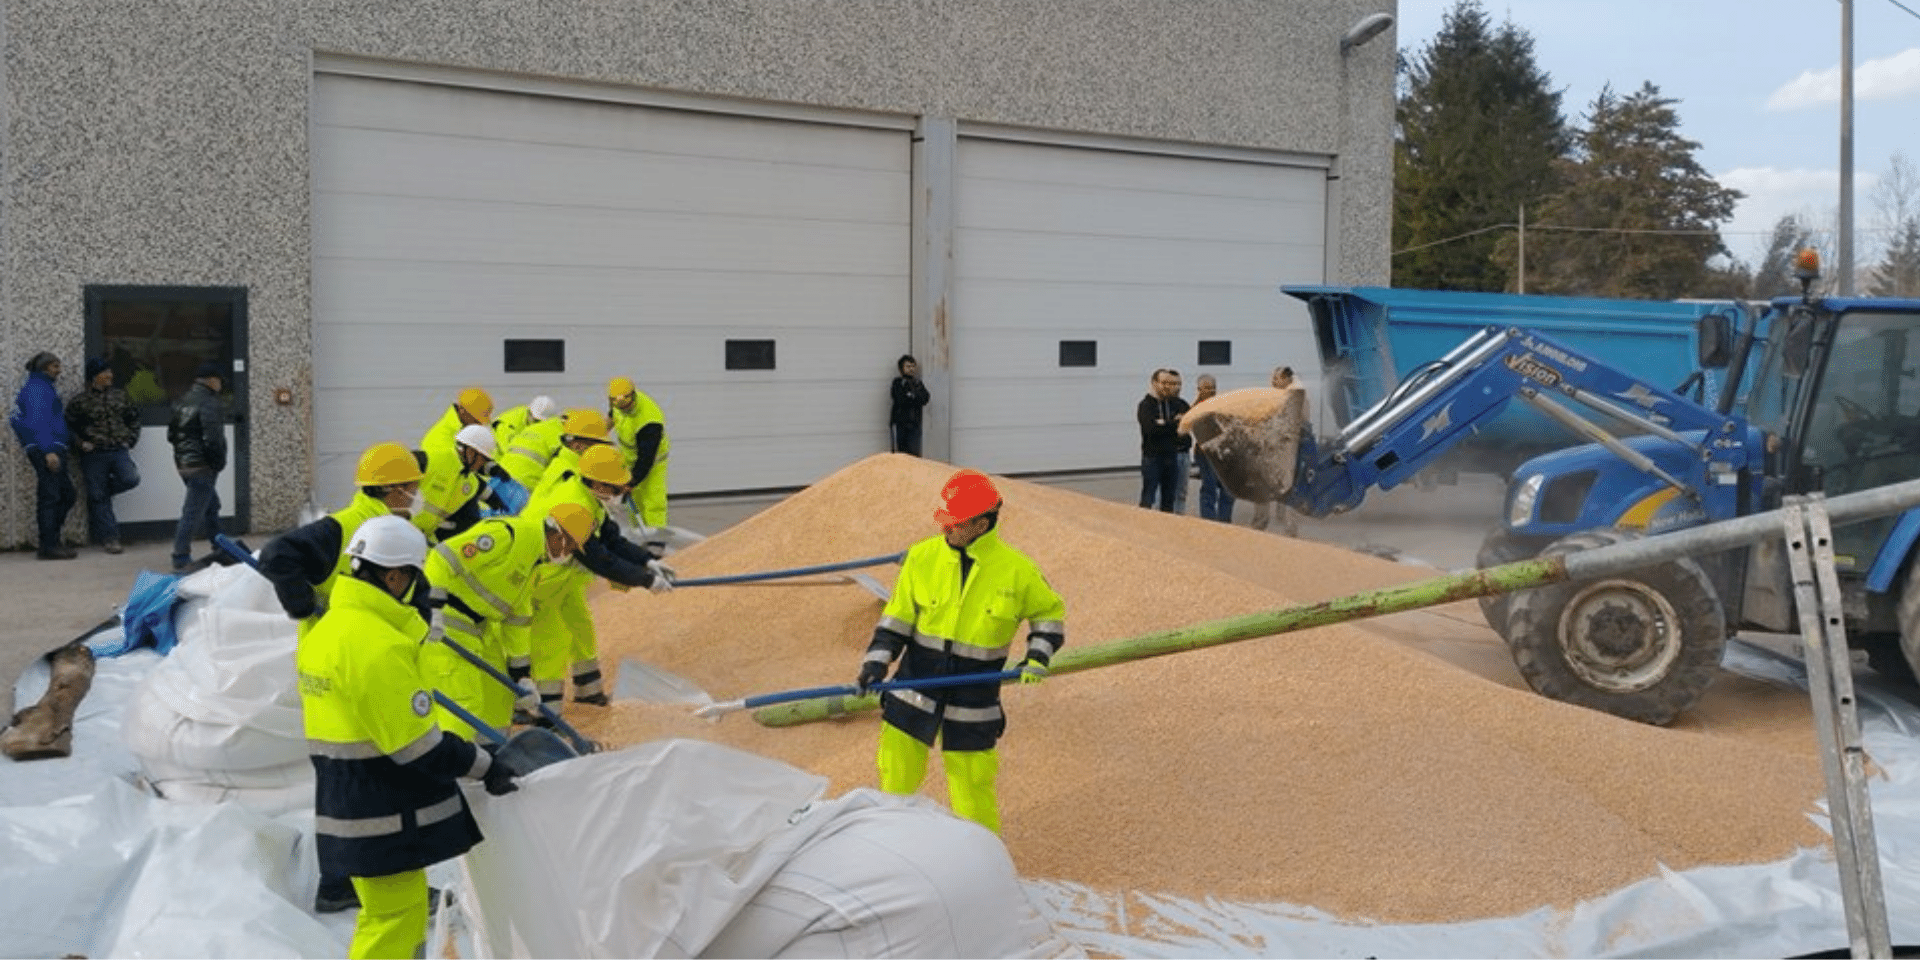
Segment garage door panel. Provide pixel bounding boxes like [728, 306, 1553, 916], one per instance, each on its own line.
[957, 233, 1318, 287]
[955, 279, 1299, 330]
[313, 75, 909, 507]
[315, 259, 904, 329]
[315, 127, 908, 225]
[317, 194, 906, 275]
[952, 423, 1128, 474]
[316, 76, 907, 172]
[958, 181, 1320, 244]
[952, 138, 1324, 469]
[960, 139, 1315, 200]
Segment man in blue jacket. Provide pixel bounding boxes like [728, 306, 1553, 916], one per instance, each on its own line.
[12, 352, 76, 560]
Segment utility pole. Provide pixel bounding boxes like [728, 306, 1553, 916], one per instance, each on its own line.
[1840, 0, 1856, 294]
[1517, 205, 1527, 294]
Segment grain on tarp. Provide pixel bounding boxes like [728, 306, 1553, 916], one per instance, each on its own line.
[575, 453, 1827, 924]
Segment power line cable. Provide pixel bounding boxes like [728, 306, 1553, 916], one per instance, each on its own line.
[1882, 0, 1920, 22]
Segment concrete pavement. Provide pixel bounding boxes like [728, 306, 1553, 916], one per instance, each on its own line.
[0, 469, 1509, 716]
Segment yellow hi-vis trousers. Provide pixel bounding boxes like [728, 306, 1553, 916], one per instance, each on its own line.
[348, 868, 428, 960]
[877, 721, 1003, 834]
[420, 623, 512, 740]
[529, 569, 596, 702]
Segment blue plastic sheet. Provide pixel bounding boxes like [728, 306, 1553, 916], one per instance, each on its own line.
[94, 569, 182, 657]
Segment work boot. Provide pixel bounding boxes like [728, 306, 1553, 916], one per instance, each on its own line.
[37, 547, 76, 560]
[313, 880, 359, 914]
[103, 539, 123, 555]
[573, 692, 610, 707]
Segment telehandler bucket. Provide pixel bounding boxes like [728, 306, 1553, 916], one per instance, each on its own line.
[1180, 387, 1309, 503]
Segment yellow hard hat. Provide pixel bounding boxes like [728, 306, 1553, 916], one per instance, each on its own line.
[561, 409, 611, 442]
[456, 387, 494, 422]
[545, 501, 595, 550]
[578, 444, 631, 487]
[356, 442, 424, 486]
[607, 376, 636, 400]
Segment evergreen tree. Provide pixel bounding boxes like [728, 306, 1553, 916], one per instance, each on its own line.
[1500, 83, 1741, 299]
[1868, 218, 1920, 297]
[1393, 0, 1567, 291]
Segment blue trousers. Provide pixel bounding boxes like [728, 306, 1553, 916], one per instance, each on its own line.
[79, 448, 140, 543]
[29, 452, 76, 552]
[1171, 452, 1190, 516]
[1139, 455, 1180, 512]
[1197, 453, 1235, 522]
[172, 469, 223, 568]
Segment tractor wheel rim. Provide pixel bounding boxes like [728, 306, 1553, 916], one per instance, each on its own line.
[1557, 578, 1682, 694]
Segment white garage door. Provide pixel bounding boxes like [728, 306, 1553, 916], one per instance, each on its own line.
[310, 73, 911, 510]
[950, 138, 1326, 473]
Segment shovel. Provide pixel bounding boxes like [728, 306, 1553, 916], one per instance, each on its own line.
[432, 691, 576, 776]
[215, 533, 599, 755]
[693, 668, 1023, 720]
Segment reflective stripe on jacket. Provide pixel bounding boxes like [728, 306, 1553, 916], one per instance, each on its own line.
[413, 446, 484, 544]
[298, 576, 487, 879]
[499, 417, 565, 491]
[425, 514, 545, 673]
[866, 528, 1065, 751]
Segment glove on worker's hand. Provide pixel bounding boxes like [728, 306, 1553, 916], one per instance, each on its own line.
[1019, 659, 1050, 685]
[646, 559, 676, 594]
[856, 660, 888, 696]
[513, 679, 541, 714]
[480, 746, 519, 796]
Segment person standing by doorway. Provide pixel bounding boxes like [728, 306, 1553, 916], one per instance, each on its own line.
[1191, 374, 1234, 523]
[66, 357, 142, 554]
[1136, 369, 1187, 512]
[168, 362, 228, 573]
[890, 355, 931, 457]
[12, 352, 76, 560]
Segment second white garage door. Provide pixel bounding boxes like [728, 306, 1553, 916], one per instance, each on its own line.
[310, 72, 912, 509]
[949, 137, 1327, 473]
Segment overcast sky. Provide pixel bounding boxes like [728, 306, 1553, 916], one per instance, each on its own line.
[1396, 0, 1920, 268]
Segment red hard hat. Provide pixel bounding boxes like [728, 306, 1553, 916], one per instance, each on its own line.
[934, 469, 1001, 526]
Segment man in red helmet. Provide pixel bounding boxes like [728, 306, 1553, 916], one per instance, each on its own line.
[854, 468, 1065, 834]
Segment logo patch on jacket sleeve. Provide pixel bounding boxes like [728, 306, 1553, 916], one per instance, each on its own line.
[412, 690, 432, 717]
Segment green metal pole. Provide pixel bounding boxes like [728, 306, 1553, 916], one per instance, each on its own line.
[752, 477, 1920, 728]
[752, 557, 1564, 727]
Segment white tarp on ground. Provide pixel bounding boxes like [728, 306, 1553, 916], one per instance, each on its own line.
[8, 561, 1920, 956]
[1, 565, 1070, 959]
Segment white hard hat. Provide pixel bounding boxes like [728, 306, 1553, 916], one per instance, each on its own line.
[346, 514, 428, 570]
[529, 395, 558, 421]
[455, 423, 498, 459]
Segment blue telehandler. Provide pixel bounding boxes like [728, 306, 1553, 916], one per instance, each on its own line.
[1188, 255, 1920, 724]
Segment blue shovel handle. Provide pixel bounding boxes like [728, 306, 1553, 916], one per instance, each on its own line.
[216, 533, 596, 755]
[675, 552, 904, 587]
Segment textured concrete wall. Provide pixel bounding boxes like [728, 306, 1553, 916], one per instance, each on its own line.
[0, 0, 1394, 545]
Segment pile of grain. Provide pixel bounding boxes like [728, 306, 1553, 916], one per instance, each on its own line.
[575, 454, 1826, 924]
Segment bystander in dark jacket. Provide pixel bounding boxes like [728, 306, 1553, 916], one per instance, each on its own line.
[66, 357, 142, 552]
[168, 363, 228, 571]
[890, 355, 931, 457]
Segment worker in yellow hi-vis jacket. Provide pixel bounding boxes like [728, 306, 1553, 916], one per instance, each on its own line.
[855, 469, 1065, 834]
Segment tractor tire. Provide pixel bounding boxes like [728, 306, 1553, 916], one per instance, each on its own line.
[1892, 563, 1920, 686]
[1475, 528, 1538, 632]
[1504, 528, 1726, 725]
[1863, 634, 1917, 685]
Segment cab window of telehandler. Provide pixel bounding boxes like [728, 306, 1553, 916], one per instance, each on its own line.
[1801, 312, 1920, 562]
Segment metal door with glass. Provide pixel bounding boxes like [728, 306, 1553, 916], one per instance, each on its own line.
[83, 285, 250, 539]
